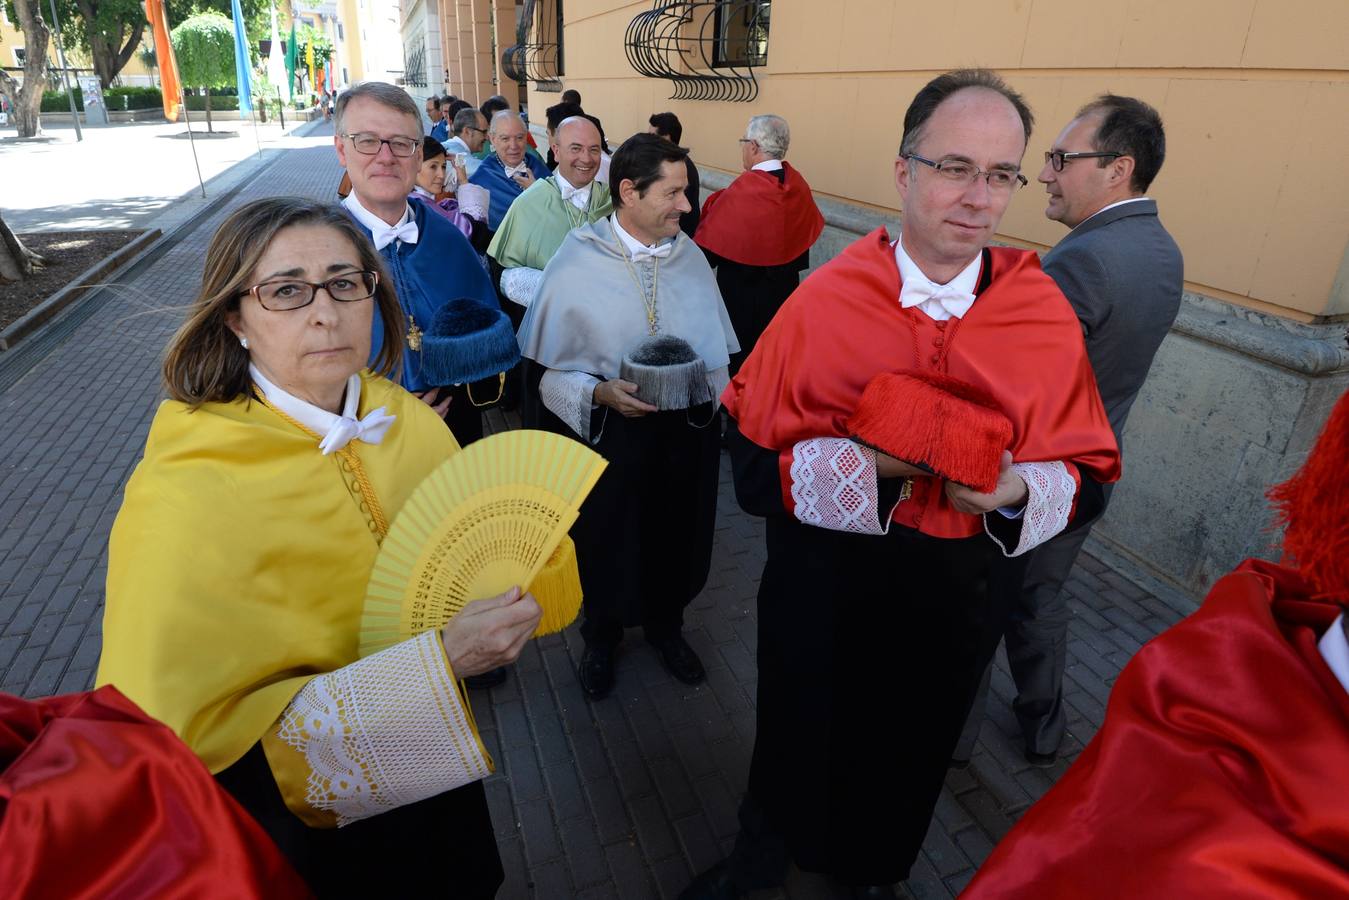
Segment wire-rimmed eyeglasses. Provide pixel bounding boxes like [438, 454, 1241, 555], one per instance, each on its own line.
[343, 132, 419, 158]
[902, 154, 1028, 192]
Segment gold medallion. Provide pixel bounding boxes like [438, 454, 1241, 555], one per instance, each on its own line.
[407, 318, 423, 352]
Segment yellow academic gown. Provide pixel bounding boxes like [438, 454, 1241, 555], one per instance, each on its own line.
[97, 372, 506, 895]
[98, 372, 455, 773]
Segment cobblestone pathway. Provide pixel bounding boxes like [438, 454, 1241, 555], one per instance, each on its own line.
[0, 128, 1194, 898]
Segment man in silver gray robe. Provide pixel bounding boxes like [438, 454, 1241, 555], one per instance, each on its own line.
[517, 133, 739, 700]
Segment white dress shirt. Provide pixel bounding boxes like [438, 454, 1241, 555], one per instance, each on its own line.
[250, 365, 396, 455]
[342, 193, 417, 251]
[751, 159, 784, 173]
[611, 213, 673, 261]
[893, 236, 980, 321]
[554, 171, 592, 211]
[1319, 614, 1349, 697]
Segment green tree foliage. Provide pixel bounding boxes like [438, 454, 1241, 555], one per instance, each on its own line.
[171, 11, 235, 131]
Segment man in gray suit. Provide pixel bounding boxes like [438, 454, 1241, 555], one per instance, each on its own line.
[958, 94, 1183, 767]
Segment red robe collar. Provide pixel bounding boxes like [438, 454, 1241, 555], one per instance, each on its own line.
[722, 227, 1119, 538]
[694, 161, 825, 266]
[964, 559, 1349, 899]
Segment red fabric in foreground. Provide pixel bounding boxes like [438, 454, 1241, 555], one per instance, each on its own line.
[694, 162, 824, 266]
[723, 227, 1118, 538]
[963, 559, 1349, 899]
[0, 686, 311, 900]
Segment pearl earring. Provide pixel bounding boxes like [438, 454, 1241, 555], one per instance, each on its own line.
[239, 336, 250, 349]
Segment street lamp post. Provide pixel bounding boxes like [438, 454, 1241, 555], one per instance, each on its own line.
[46, 0, 83, 141]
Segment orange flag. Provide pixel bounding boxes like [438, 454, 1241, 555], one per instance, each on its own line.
[145, 0, 182, 122]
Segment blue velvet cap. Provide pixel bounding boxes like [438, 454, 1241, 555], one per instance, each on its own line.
[420, 298, 522, 386]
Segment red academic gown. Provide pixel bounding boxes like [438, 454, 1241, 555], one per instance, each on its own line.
[695, 162, 825, 373]
[963, 559, 1349, 899]
[718, 228, 1120, 886]
[0, 686, 310, 899]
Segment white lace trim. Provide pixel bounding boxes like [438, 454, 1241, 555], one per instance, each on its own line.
[984, 460, 1076, 557]
[789, 437, 890, 535]
[540, 368, 602, 442]
[277, 630, 490, 827]
[500, 266, 545, 307]
[455, 183, 490, 223]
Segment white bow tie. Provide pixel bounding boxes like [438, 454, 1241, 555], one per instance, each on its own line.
[319, 406, 397, 455]
[630, 242, 673, 263]
[371, 220, 418, 251]
[899, 279, 976, 319]
[559, 181, 591, 209]
[503, 162, 530, 178]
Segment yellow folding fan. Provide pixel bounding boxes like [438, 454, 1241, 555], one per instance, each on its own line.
[359, 429, 606, 657]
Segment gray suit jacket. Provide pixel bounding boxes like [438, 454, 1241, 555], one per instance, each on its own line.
[1041, 199, 1183, 443]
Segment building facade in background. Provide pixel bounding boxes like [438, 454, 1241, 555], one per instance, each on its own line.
[507, 0, 1346, 599]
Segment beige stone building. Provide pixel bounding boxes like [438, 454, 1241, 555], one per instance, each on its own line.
[437, 0, 1348, 598]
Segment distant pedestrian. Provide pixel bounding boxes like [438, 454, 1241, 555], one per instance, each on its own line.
[648, 112, 699, 236]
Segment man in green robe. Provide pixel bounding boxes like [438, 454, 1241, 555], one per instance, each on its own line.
[488, 117, 613, 314]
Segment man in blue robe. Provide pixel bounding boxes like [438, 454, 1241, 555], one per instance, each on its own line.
[333, 81, 503, 449]
[468, 110, 552, 231]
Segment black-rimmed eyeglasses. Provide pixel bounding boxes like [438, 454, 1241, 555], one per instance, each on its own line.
[242, 270, 380, 311]
[343, 132, 419, 157]
[1044, 150, 1122, 172]
[902, 154, 1028, 192]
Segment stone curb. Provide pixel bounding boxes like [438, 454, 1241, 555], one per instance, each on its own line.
[0, 228, 161, 351]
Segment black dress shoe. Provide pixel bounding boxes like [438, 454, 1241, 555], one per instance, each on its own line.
[1025, 748, 1058, 768]
[678, 860, 743, 900]
[578, 645, 615, 699]
[650, 634, 706, 685]
[848, 886, 898, 899]
[463, 666, 508, 690]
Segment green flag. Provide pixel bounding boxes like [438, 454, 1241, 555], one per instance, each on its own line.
[285, 21, 298, 97]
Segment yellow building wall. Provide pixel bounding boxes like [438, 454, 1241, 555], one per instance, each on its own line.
[532, 0, 1349, 321]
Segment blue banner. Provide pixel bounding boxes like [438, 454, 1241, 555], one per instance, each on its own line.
[230, 0, 253, 116]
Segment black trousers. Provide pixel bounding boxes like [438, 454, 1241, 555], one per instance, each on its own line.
[575, 405, 721, 648]
[737, 519, 1024, 886]
[216, 742, 504, 899]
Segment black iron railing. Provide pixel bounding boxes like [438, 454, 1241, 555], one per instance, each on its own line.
[501, 0, 563, 90]
[624, 0, 770, 102]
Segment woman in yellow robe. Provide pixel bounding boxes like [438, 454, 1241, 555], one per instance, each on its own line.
[96, 198, 541, 897]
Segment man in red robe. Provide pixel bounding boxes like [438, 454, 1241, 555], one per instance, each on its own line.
[681, 69, 1120, 900]
[694, 113, 824, 374]
[964, 385, 1349, 899]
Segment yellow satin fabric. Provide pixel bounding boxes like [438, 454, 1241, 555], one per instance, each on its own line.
[96, 372, 458, 774]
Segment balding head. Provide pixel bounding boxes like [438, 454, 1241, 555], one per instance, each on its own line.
[553, 116, 603, 189]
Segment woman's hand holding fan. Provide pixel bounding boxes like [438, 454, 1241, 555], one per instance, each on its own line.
[440, 586, 543, 677]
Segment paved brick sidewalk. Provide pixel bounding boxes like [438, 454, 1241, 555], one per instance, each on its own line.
[0, 131, 1194, 899]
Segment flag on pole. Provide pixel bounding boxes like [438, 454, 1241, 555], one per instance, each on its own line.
[325, 60, 333, 93]
[144, 0, 182, 122]
[285, 21, 298, 98]
[267, 0, 289, 102]
[305, 40, 315, 96]
[229, 0, 253, 117]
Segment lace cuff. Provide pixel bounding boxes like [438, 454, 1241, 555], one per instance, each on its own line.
[789, 437, 898, 534]
[500, 266, 545, 307]
[266, 630, 491, 828]
[456, 183, 490, 223]
[984, 460, 1076, 557]
[540, 369, 602, 442]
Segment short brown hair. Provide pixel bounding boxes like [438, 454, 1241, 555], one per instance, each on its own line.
[335, 81, 422, 137]
[900, 68, 1034, 157]
[161, 198, 404, 406]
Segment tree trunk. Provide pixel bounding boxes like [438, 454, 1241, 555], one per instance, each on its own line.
[204, 89, 213, 132]
[78, 0, 145, 91]
[0, 0, 52, 138]
[0, 212, 48, 284]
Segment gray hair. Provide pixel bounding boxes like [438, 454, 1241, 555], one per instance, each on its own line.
[489, 109, 525, 136]
[452, 107, 482, 137]
[334, 81, 421, 136]
[745, 114, 789, 159]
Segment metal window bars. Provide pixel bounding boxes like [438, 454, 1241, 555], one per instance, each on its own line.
[624, 0, 770, 103]
[501, 0, 563, 91]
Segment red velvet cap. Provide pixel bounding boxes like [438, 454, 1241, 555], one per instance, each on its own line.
[845, 371, 1013, 492]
